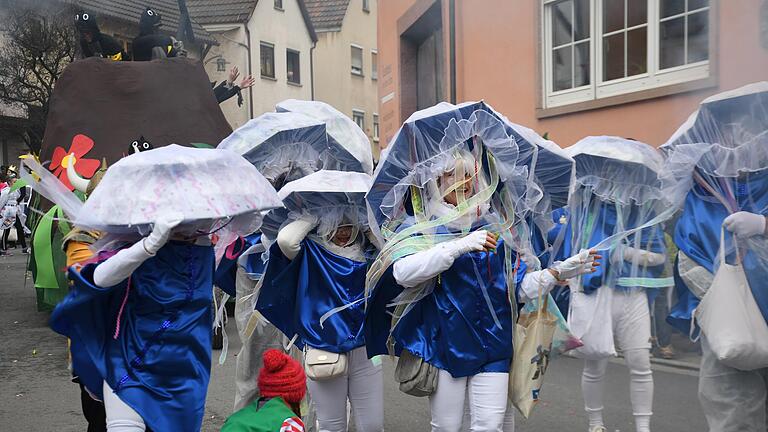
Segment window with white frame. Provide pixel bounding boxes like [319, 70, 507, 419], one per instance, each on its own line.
[371, 50, 378, 80]
[351, 45, 364, 75]
[373, 113, 380, 141]
[275, 0, 283, 10]
[353, 110, 365, 130]
[363, 0, 371, 13]
[542, 0, 711, 109]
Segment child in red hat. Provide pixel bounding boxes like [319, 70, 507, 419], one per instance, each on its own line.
[222, 349, 307, 432]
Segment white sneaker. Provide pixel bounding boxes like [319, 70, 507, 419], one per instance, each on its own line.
[589, 427, 607, 432]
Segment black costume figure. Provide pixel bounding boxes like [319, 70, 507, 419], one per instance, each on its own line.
[132, 7, 181, 61]
[212, 81, 244, 105]
[75, 12, 127, 61]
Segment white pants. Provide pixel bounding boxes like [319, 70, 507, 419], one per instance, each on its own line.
[582, 289, 653, 432]
[462, 400, 516, 431]
[699, 335, 768, 432]
[307, 347, 384, 432]
[103, 381, 145, 432]
[234, 269, 285, 411]
[430, 369, 509, 432]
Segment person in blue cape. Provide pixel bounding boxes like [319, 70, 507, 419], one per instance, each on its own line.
[35, 145, 281, 432]
[51, 214, 214, 432]
[367, 147, 598, 432]
[256, 201, 384, 432]
[564, 137, 670, 432]
[664, 82, 768, 432]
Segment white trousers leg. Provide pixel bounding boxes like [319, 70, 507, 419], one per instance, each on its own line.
[463, 400, 515, 431]
[699, 335, 768, 432]
[581, 289, 653, 432]
[103, 381, 145, 432]
[307, 347, 383, 432]
[431, 370, 508, 432]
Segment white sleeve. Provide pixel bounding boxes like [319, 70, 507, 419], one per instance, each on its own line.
[624, 246, 667, 267]
[392, 244, 457, 288]
[677, 250, 713, 299]
[276, 218, 317, 260]
[519, 270, 558, 303]
[93, 240, 154, 288]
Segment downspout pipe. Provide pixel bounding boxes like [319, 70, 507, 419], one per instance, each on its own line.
[310, 41, 317, 100]
[244, 24, 254, 119]
[449, 0, 457, 104]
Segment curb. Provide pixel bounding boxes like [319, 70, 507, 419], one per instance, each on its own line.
[649, 356, 700, 371]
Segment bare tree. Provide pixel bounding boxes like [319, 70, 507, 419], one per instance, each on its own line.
[0, 0, 75, 154]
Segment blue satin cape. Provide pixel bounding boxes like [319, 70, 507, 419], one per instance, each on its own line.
[215, 233, 261, 296]
[50, 242, 215, 432]
[670, 171, 768, 333]
[256, 239, 369, 354]
[386, 238, 527, 378]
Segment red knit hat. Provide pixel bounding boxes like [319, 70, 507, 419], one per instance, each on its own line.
[258, 349, 306, 404]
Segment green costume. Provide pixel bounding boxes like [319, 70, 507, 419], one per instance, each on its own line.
[222, 397, 304, 432]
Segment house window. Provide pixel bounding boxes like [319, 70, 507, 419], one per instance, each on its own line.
[373, 113, 380, 142]
[659, 0, 710, 69]
[542, 0, 711, 109]
[287, 49, 301, 84]
[371, 50, 378, 80]
[260, 42, 275, 79]
[216, 57, 228, 72]
[353, 110, 365, 130]
[351, 45, 364, 75]
[275, 0, 283, 10]
[363, 0, 371, 13]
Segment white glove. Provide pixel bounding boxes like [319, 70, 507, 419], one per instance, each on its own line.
[611, 245, 666, 267]
[143, 213, 184, 255]
[553, 249, 596, 280]
[277, 215, 319, 260]
[723, 211, 767, 238]
[446, 230, 488, 259]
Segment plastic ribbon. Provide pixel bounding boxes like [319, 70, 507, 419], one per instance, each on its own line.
[32, 206, 64, 289]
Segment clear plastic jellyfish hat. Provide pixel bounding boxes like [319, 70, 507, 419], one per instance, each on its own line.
[661, 82, 768, 205]
[276, 99, 374, 175]
[217, 112, 331, 188]
[259, 170, 372, 243]
[75, 145, 281, 235]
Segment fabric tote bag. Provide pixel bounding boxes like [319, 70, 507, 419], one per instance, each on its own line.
[510, 291, 558, 418]
[568, 282, 617, 360]
[695, 228, 768, 371]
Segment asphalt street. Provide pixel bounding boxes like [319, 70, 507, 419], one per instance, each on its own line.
[0, 252, 707, 431]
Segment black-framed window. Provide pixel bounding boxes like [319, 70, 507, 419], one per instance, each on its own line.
[351, 45, 364, 75]
[260, 42, 275, 79]
[287, 49, 301, 84]
[216, 57, 227, 72]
